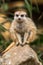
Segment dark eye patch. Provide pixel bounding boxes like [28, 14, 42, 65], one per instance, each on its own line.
[21, 15, 24, 17]
[16, 14, 19, 17]
[21, 14, 28, 17]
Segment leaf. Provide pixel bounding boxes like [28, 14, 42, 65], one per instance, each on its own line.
[34, 0, 40, 13]
[1, 3, 8, 11]
[25, 0, 32, 18]
[0, 24, 7, 32]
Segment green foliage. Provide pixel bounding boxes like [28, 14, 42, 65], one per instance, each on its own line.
[25, 0, 32, 18]
[24, 0, 40, 18]
[30, 34, 43, 45]
[0, 24, 7, 32]
[0, 33, 12, 52]
[1, 3, 9, 11]
[0, 16, 13, 52]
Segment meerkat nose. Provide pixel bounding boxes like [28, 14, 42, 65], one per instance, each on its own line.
[18, 18, 21, 20]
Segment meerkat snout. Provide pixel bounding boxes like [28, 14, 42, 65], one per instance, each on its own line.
[18, 16, 21, 21]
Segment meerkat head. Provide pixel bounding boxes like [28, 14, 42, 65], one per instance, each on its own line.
[14, 11, 28, 23]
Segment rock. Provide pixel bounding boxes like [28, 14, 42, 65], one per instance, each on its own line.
[0, 56, 3, 65]
[2, 42, 42, 65]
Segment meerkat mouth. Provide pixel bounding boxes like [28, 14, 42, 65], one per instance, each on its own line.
[17, 20, 23, 24]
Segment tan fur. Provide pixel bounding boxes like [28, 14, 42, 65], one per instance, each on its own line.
[10, 11, 37, 46]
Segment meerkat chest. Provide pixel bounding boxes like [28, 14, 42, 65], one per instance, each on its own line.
[15, 23, 27, 33]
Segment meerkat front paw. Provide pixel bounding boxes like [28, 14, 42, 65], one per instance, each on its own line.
[16, 42, 19, 46]
[20, 42, 26, 46]
[19, 42, 23, 46]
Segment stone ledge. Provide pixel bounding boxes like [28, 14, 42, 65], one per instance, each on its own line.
[2, 42, 42, 65]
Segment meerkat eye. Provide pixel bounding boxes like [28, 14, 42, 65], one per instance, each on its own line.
[21, 15, 24, 17]
[16, 14, 19, 17]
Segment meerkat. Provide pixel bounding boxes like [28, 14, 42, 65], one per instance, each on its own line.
[10, 10, 37, 46]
